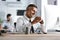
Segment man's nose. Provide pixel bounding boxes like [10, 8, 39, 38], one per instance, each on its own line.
[32, 13, 35, 15]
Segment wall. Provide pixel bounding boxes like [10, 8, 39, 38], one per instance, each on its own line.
[41, 0, 60, 30]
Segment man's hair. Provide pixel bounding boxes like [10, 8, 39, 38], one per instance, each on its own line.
[7, 14, 11, 18]
[26, 4, 37, 10]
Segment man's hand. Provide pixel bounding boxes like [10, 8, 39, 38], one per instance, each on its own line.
[40, 20, 44, 24]
[31, 17, 44, 24]
[31, 17, 41, 24]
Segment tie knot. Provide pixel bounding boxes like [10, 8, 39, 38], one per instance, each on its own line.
[29, 20, 31, 22]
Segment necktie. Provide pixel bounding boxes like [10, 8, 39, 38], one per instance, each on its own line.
[29, 20, 34, 33]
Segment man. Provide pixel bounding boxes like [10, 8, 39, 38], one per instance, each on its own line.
[2, 14, 14, 32]
[16, 4, 47, 34]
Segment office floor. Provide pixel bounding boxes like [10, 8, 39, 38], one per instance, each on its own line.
[0, 32, 60, 40]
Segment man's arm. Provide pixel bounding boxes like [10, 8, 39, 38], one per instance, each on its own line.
[16, 17, 24, 32]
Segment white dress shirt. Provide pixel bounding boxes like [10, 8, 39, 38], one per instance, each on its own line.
[16, 16, 32, 33]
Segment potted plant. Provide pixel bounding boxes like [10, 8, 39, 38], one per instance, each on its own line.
[0, 18, 3, 24]
[0, 18, 3, 36]
[0, 18, 3, 29]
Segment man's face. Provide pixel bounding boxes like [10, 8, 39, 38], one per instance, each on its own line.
[7, 16, 11, 21]
[26, 7, 37, 18]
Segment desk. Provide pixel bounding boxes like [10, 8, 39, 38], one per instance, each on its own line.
[0, 33, 60, 40]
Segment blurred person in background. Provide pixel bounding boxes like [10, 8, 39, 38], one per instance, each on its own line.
[2, 14, 15, 32]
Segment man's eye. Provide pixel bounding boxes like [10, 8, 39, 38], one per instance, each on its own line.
[33, 10, 35, 12]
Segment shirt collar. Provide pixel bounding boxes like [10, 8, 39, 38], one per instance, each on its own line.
[24, 13, 30, 21]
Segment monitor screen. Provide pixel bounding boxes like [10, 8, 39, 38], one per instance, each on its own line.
[17, 10, 25, 16]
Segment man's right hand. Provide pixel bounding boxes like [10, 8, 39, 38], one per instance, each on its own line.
[31, 17, 41, 24]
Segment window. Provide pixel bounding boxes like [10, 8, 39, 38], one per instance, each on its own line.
[1, 0, 6, 1]
[17, 0, 20, 1]
[48, 0, 57, 5]
[17, 10, 25, 16]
